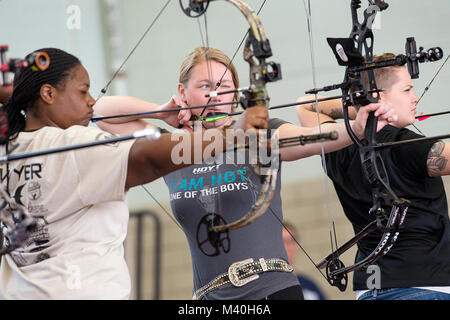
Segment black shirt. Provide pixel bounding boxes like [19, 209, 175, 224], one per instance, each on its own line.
[325, 125, 450, 290]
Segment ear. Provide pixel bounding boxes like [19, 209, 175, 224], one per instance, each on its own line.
[178, 83, 187, 104]
[39, 84, 57, 105]
[374, 89, 385, 102]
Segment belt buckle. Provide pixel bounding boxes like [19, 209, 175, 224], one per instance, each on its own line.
[228, 258, 259, 287]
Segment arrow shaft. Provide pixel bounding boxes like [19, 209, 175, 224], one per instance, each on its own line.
[0, 128, 160, 163]
[416, 110, 450, 120]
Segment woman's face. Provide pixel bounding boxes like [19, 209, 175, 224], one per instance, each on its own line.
[47, 64, 95, 128]
[380, 67, 418, 128]
[178, 59, 235, 129]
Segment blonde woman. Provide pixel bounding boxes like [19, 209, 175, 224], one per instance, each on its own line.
[95, 47, 396, 300]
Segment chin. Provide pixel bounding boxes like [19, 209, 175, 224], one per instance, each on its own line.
[80, 120, 90, 127]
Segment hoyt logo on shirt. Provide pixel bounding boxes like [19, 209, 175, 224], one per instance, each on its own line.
[192, 164, 221, 175]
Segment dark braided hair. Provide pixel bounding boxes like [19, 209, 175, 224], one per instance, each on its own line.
[1, 48, 81, 145]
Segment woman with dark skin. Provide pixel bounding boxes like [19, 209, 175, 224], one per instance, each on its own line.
[0, 48, 267, 299]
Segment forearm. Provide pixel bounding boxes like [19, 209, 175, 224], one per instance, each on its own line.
[279, 122, 362, 161]
[94, 96, 162, 124]
[310, 121, 361, 153]
[296, 95, 357, 125]
[126, 128, 236, 188]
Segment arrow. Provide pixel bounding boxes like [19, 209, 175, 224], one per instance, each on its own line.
[416, 110, 450, 121]
[0, 127, 161, 164]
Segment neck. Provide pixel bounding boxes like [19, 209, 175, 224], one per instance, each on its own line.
[24, 111, 56, 131]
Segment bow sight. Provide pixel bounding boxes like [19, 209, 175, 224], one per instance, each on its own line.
[0, 45, 50, 88]
[307, 37, 444, 106]
[405, 37, 443, 79]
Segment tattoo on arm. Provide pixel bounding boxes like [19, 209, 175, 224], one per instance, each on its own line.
[306, 104, 344, 120]
[427, 141, 448, 176]
[306, 103, 316, 111]
[329, 108, 345, 119]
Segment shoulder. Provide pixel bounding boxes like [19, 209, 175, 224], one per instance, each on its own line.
[63, 125, 132, 148]
[29, 125, 106, 143]
[380, 126, 436, 177]
[377, 125, 423, 143]
[268, 118, 291, 130]
[41, 125, 133, 153]
[66, 125, 113, 140]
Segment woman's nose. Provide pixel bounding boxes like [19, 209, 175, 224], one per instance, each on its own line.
[87, 93, 96, 107]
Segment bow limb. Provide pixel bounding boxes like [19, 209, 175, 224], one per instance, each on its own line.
[182, 0, 281, 233]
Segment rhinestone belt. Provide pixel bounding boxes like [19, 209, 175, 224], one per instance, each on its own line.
[192, 257, 293, 300]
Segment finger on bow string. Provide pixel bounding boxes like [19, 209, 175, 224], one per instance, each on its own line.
[175, 96, 195, 130]
[159, 94, 193, 130]
[367, 101, 398, 131]
[232, 106, 269, 132]
[351, 102, 397, 139]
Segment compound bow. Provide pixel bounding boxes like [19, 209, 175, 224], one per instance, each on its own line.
[305, 0, 446, 291]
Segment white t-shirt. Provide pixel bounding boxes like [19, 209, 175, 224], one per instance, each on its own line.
[0, 125, 134, 299]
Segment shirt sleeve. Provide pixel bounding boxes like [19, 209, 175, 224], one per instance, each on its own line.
[66, 126, 134, 205]
[268, 118, 290, 130]
[389, 128, 438, 179]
